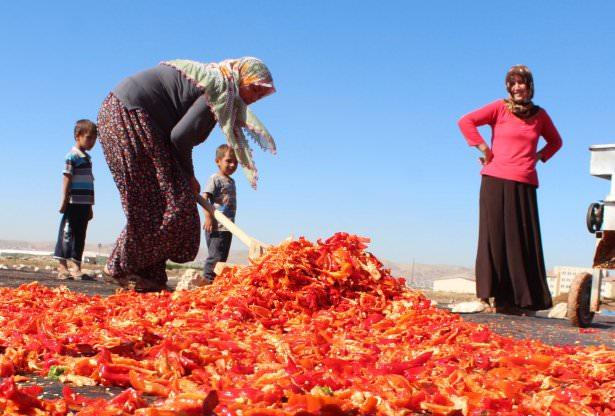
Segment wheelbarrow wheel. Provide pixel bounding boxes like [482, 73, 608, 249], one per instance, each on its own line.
[586, 202, 603, 233]
[567, 272, 594, 328]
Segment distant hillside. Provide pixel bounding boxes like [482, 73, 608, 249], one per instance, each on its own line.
[381, 260, 474, 288]
[0, 239, 114, 254]
[0, 239, 475, 287]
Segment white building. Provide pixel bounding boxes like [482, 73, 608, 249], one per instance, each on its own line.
[432, 277, 475, 294]
[550, 266, 615, 298]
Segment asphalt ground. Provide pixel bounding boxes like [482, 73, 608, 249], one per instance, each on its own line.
[0, 268, 613, 403]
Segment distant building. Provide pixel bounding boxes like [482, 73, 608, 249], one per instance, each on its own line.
[550, 266, 615, 298]
[432, 266, 615, 299]
[432, 277, 475, 294]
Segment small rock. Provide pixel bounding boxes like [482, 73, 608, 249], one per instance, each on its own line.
[33, 267, 40, 272]
[547, 302, 568, 319]
[0, 264, 7, 270]
[45, 266, 53, 271]
[175, 269, 208, 291]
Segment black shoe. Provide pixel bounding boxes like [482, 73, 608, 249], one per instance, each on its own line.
[79, 274, 96, 281]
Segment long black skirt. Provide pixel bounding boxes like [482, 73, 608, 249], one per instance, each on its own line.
[476, 175, 553, 310]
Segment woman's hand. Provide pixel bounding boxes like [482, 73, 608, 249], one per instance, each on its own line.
[535, 151, 544, 164]
[477, 143, 493, 165]
[189, 176, 201, 196]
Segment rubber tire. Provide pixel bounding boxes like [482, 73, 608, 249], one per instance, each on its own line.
[586, 202, 603, 233]
[567, 273, 595, 328]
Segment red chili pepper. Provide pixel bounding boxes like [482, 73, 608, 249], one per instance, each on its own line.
[99, 363, 131, 386]
[0, 356, 15, 377]
[178, 350, 201, 371]
[469, 327, 491, 343]
[202, 390, 219, 416]
[108, 387, 147, 412]
[62, 385, 96, 408]
[0, 377, 43, 410]
[128, 370, 170, 396]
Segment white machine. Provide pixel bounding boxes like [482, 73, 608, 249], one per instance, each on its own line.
[567, 144, 613, 327]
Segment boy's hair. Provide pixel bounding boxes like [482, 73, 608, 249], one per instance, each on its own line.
[74, 119, 97, 139]
[215, 144, 235, 161]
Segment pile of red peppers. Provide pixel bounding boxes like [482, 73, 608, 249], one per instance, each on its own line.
[0, 233, 613, 415]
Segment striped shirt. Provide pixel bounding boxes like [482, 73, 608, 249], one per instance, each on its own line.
[63, 147, 94, 205]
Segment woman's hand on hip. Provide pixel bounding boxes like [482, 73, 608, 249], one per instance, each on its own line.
[477, 143, 493, 165]
[189, 176, 201, 196]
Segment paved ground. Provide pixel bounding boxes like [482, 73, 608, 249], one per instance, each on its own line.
[461, 309, 615, 348]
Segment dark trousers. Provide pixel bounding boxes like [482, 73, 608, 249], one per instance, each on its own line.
[204, 231, 232, 282]
[54, 204, 91, 264]
[476, 175, 552, 310]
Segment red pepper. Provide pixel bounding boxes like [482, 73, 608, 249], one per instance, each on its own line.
[108, 387, 147, 412]
[179, 350, 201, 371]
[469, 327, 491, 343]
[202, 390, 219, 416]
[99, 363, 131, 386]
[0, 376, 43, 411]
[128, 370, 170, 396]
[362, 312, 385, 328]
[62, 385, 96, 408]
[0, 356, 15, 377]
[375, 351, 433, 375]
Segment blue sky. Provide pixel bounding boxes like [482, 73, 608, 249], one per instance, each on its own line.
[0, 1, 614, 268]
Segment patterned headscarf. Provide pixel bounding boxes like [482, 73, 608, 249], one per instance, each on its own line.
[163, 57, 276, 189]
[504, 64, 540, 119]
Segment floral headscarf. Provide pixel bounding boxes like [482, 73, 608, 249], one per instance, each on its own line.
[504, 64, 540, 119]
[163, 57, 276, 188]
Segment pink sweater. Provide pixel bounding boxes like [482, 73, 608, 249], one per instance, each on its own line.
[458, 100, 562, 186]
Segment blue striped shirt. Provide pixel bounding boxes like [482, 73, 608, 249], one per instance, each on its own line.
[63, 147, 94, 205]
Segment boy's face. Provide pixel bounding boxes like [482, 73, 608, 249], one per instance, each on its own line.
[76, 131, 97, 151]
[216, 150, 238, 176]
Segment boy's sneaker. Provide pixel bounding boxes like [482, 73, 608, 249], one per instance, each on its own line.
[70, 271, 95, 281]
[79, 273, 96, 281]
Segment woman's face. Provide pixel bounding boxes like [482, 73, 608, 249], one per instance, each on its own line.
[239, 83, 273, 105]
[509, 75, 530, 103]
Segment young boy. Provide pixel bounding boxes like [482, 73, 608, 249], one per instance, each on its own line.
[202, 144, 237, 283]
[53, 119, 97, 280]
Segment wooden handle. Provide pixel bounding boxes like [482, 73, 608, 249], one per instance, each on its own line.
[196, 194, 262, 250]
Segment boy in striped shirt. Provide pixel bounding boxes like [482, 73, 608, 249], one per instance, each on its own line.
[54, 119, 97, 280]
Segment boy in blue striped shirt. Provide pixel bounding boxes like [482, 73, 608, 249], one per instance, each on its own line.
[54, 119, 97, 280]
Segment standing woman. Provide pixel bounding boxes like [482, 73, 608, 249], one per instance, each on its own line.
[458, 65, 562, 313]
[97, 58, 276, 292]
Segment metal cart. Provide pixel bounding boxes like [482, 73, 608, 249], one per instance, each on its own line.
[568, 144, 614, 327]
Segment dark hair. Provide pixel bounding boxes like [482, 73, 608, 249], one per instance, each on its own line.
[215, 144, 235, 161]
[74, 119, 97, 139]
